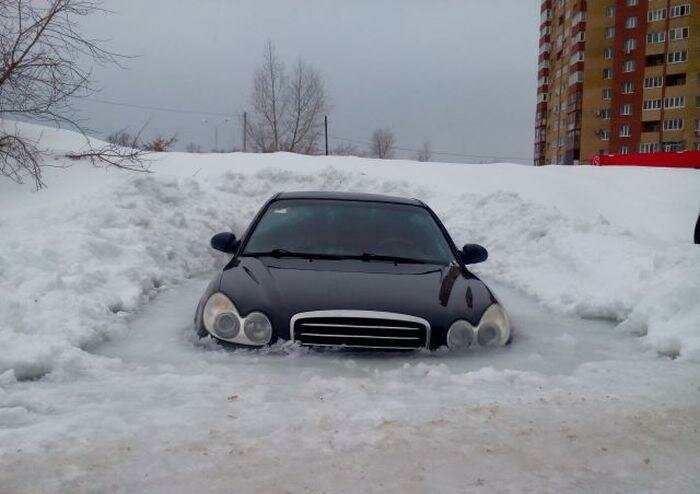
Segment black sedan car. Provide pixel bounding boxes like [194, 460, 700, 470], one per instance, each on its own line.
[194, 191, 510, 351]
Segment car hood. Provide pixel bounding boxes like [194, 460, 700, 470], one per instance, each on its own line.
[219, 257, 494, 339]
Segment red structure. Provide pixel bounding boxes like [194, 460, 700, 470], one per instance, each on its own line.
[592, 151, 700, 168]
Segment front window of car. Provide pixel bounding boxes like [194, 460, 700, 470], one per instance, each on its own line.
[242, 199, 455, 265]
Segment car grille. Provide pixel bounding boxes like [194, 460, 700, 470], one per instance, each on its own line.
[291, 311, 430, 350]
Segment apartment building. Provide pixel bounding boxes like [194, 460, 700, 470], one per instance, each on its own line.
[535, 0, 700, 165]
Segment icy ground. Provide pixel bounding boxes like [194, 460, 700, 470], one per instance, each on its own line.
[1, 124, 699, 492]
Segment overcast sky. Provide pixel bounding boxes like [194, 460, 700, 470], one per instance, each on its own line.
[75, 0, 539, 163]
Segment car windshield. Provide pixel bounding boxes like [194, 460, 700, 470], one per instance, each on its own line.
[243, 199, 455, 265]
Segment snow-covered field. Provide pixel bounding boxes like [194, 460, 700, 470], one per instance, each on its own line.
[1, 123, 699, 493]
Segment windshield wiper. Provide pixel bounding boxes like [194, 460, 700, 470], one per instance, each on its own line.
[352, 253, 435, 264]
[243, 249, 343, 260]
[244, 249, 438, 264]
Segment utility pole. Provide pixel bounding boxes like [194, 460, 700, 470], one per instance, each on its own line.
[243, 112, 247, 152]
[324, 115, 329, 156]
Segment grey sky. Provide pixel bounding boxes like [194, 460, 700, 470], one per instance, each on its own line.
[75, 0, 539, 163]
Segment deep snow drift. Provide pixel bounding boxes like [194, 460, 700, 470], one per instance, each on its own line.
[1, 123, 699, 493]
[1, 123, 699, 380]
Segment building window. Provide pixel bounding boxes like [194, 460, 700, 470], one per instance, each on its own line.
[644, 76, 663, 88]
[695, 142, 700, 151]
[695, 119, 700, 132]
[664, 96, 686, 109]
[663, 141, 685, 152]
[605, 27, 615, 39]
[625, 17, 638, 29]
[621, 104, 633, 116]
[643, 99, 662, 111]
[603, 68, 613, 79]
[623, 39, 637, 52]
[668, 51, 688, 64]
[604, 47, 614, 59]
[570, 52, 585, 65]
[696, 96, 700, 108]
[620, 125, 632, 138]
[602, 88, 612, 100]
[569, 71, 584, 85]
[666, 73, 686, 87]
[647, 31, 666, 44]
[669, 27, 690, 41]
[626, 0, 638, 6]
[639, 142, 660, 153]
[620, 146, 630, 154]
[623, 60, 636, 73]
[622, 82, 635, 94]
[670, 4, 691, 18]
[648, 9, 667, 22]
[663, 118, 684, 131]
[606, 6, 616, 18]
[600, 130, 610, 140]
[599, 108, 611, 119]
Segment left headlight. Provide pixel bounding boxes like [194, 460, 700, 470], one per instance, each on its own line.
[202, 292, 272, 346]
[203, 293, 240, 340]
[243, 312, 273, 345]
[476, 303, 510, 346]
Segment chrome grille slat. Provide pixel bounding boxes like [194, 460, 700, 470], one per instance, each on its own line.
[291, 310, 430, 350]
[298, 332, 421, 341]
[302, 323, 421, 331]
[300, 343, 419, 350]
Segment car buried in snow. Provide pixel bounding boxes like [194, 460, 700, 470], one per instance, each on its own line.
[194, 191, 510, 351]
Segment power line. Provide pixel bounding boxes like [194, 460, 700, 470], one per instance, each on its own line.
[83, 96, 532, 162]
[329, 135, 531, 162]
[85, 97, 241, 118]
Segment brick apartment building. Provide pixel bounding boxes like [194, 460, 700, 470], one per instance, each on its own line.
[535, 0, 700, 165]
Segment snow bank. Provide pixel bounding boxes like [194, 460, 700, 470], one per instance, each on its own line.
[0, 123, 698, 379]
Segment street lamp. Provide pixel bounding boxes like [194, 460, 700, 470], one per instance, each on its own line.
[202, 118, 230, 151]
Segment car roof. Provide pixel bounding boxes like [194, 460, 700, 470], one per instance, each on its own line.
[274, 191, 424, 206]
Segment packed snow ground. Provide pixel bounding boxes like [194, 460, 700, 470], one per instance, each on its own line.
[1, 123, 699, 492]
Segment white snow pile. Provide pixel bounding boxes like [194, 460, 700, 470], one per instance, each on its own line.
[0, 123, 699, 381]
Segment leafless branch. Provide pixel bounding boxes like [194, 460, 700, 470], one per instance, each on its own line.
[370, 128, 395, 159]
[247, 41, 328, 154]
[0, 0, 146, 188]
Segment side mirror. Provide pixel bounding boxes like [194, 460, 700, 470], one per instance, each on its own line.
[210, 232, 239, 254]
[460, 244, 488, 265]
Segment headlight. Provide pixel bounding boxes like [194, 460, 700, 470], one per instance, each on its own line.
[203, 293, 240, 339]
[447, 320, 476, 350]
[477, 303, 510, 346]
[243, 312, 273, 345]
[202, 293, 272, 345]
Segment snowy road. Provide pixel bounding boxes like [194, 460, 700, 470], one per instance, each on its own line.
[2, 277, 698, 493]
[1, 131, 699, 492]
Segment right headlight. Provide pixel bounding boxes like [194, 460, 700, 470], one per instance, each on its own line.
[447, 320, 476, 350]
[476, 303, 510, 346]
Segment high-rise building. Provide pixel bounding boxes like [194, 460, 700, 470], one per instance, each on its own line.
[535, 0, 700, 166]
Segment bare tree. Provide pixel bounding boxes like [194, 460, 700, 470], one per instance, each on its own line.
[0, 0, 147, 188]
[370, 128, 395, 159]
[107, 130, 137, 148]
[284, 60, 328, 153]
[415, 141, 432, 162]
[248, 40, 287, 152]
[185, 142, 203, 153]
[141, 135, 177, 152]
[247, 41, 328, 154]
